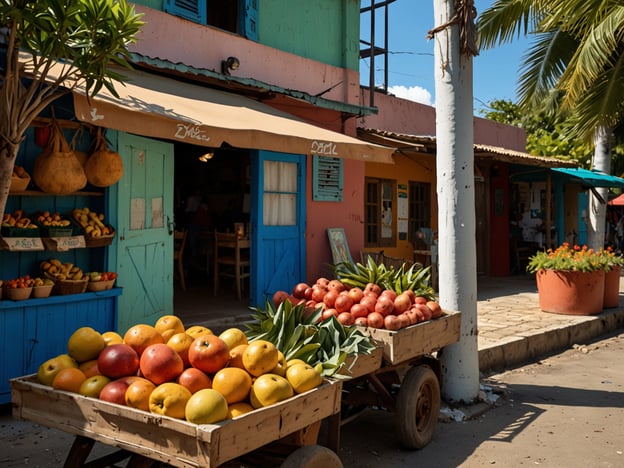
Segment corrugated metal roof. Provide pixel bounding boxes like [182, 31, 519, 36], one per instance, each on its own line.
[130, 53, 379, 117]
[357, 128, 578, 168]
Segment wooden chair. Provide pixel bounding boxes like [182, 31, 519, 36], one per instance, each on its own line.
[213, 231, 250, 301]
[174, 230, 188, 291]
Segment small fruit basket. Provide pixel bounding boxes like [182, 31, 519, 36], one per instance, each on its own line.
[35, 211, 79, 237]
[9, 165, 31, 193]
[3, 275, 35, 301]
[86, 272, 117, 292]
[31, 278, 55, 298]
[71, 208, 115, 247]
[54, 278, 89, 295]
[1, 210, 40, 237]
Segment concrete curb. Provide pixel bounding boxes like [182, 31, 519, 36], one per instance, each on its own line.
[479, 308, 624, 372]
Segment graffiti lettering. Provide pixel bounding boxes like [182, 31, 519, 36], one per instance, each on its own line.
[174, 124, 211, 142]
[311, 141, 338, 156]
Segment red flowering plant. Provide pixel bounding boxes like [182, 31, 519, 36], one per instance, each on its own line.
[527, 243, 624, 274]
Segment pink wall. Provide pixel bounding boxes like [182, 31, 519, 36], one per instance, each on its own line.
[305, 158, 366, 282]
[357, 89, 526, 151]
[131, 5, 360, 109]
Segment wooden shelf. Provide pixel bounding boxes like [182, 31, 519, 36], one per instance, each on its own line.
[9, 190, 103, 197]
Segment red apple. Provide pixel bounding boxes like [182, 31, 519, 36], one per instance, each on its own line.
[323, 290, 339, 308]
[315, 277, 330, 288]
[364, 283, 382, 296]
[375, 296, 395, 317]
[416, 303, 432, 321]
[292, 282, 310, 299]
[380, 289, 397, 302]
[393, 293, 412, 314]
[414, 296, 428, 305]
[272, 290, 290, 307]
[347, 287, 364, 303]
[328, 279, 346, 292]
[367, 312, 385, 329]
[354, 317, 369, 327]
[384, 314, 402, 331]
[337, 312, 355, 326]
[177, 367, 213, 394]
[350, 303, 369, 319]
[140, 343, 184, 385]
[97, 344, 140, 379]
[311, 285, 327, 303]
[99, 378, 132, 405]
[360, 295, 377, 313]
[427, 301, 443, 319]
[188, 334, 230, 374]
[304, 287, 314, 300]
[321, 308, 339, 321]
[334, 292, 354, 313]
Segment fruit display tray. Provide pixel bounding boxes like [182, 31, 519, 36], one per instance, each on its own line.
[357, 310, 461, 364]
[11, 375, 343, 468]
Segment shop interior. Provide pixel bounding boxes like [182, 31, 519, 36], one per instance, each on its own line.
[172, 143, 252, 317]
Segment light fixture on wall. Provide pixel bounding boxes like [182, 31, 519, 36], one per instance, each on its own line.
[198, 152, 214, 162]
[221, 56, 240, 75]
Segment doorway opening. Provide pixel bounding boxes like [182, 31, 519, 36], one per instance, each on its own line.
[173, 143, 252, 325]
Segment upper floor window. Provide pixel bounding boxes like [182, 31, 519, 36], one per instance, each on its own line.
[164, 0, 258, 41]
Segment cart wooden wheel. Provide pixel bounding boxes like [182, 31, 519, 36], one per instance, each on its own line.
[280, 445, 343, 468]
[395, 364, 440, 449]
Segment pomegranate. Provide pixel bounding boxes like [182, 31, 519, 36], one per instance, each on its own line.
[337, 312, 355, 326]
[360, 295, 377, 313]
[384, 314, 401, 331]
[350, 303, 369, 319]
[323, 290, 339, 308]
[427, 301, 443, 318]
[367, 312, 385, 329]
[393, 293, 412, 314]
[354, 317, 369, 327]
[347, 287, 364, 303]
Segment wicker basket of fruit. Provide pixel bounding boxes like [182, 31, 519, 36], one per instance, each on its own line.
[3, 275, 35, 301]
[1, 210, 40, 237]
[71, 208, 115, 247]
[86, 271, 117, 292]
[31, 278, 55, 298]
[9, 165, 30, 192]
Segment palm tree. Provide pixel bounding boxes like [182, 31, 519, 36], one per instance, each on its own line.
[478, 0, 624, 249]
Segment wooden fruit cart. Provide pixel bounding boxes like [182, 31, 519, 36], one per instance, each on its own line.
[338, 310, 461, 450]
[10, 311, 460, 466]
[11, 376, 344, 467]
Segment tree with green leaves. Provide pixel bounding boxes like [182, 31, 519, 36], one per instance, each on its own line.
[0, 0, 143, 221]
[478, 0, 624, 249]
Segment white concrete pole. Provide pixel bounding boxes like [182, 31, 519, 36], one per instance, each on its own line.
[588, 126, 612, 251]
[432, 0, 480, 403]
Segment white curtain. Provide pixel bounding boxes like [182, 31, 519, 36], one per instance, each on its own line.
[263, 161, 297, 225]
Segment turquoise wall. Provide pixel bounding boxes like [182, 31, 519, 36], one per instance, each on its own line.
[132, 0, 361, 70]
[258, 0, 360, 70]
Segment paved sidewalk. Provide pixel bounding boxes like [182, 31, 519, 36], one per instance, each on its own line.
[476, 275, 624, 372]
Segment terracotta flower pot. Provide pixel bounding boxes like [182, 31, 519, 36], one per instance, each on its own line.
[536, 269, 605, 315]
[603, 265, 621, 309]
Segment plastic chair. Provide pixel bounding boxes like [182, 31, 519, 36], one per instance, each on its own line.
[213, 231, 250, 301]
[174, 230, 188, 291]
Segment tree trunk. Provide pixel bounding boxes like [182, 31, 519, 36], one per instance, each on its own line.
[587, 126, 612, 251]
[433, 0, 479, 403]
[0, 139, 20, 223]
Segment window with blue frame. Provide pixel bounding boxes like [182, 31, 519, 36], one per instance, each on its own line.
[164, 0, 258, 41]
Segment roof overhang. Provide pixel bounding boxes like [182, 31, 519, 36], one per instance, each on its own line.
[551, 168, 624, 188]
[357, 128, 578, 168]
[22, 53, 395, 163]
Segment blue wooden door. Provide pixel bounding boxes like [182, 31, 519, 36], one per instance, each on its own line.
[578, 191, 588, 246]
[113, 133, 174, 333]
[250, 151, 306, 307]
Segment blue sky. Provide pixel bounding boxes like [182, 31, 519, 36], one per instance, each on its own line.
[360, 0, 530, 114]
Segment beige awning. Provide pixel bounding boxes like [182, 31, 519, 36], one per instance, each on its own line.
[70, 68, 395, 163]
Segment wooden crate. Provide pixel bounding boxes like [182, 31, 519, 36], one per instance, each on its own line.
[338, 347, 383, 379]
[359, 310, 461, 364]
[11, 375, 343, 468]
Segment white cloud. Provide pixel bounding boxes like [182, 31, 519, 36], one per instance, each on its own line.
[388, 85, 432, 106]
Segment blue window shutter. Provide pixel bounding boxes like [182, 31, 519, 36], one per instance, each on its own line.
[242, 0, 259, 41]
[313, 156, 343, 202]
[164, 0, 207, 24]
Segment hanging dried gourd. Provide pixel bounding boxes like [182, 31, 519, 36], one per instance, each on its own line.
[84, 127, 123, 187]
[32, 119, 87, 195]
